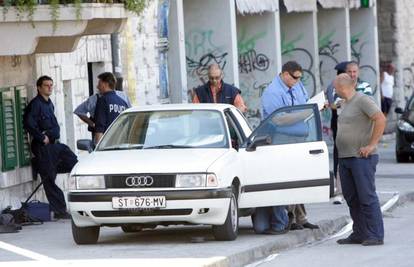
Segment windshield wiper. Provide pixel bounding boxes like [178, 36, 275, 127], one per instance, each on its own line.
[99, 144, 144, 151]
[143, 144, 194, 149]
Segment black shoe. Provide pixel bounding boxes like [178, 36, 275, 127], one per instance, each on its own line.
[362, 239, 384, 246]
[337, 236, 362, 245]
[264, 228, 288, 235]
[290, 223, 304, 230]
[54, 212, 71, 220]
[302, 222, 319, 229]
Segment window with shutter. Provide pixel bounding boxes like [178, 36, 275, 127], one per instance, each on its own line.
[15, 87, 31, 166]
[0, 89, 18, 171]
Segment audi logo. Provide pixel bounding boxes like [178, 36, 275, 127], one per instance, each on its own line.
[125, 176, 154, 187]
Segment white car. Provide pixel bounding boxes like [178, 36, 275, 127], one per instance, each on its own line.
[68, 103, 330, 244]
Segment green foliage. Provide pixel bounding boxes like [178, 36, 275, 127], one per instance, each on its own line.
[49, 0, 60, 32]
[124, 0, 151, 16]
[1, 0, 152, 23]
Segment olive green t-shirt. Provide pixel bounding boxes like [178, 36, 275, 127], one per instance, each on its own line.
[336, 92, 381, 158]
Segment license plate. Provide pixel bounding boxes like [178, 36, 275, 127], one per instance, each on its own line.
[112, 196, 166, 209]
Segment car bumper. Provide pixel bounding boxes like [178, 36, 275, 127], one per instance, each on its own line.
[396, 129, 414, 153]
[68, 188, 232, 227]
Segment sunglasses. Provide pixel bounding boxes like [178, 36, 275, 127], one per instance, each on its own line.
[288, 72, 302, 80]
[209, 75, 222, 81]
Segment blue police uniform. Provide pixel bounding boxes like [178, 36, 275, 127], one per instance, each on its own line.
[94, 91, 128, 133]
[23, 94, 77, 216]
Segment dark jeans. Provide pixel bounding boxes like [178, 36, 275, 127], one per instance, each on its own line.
[31, 143, 78, 214]
[339, 155, 384, 241]
[331, 109, 338, 177]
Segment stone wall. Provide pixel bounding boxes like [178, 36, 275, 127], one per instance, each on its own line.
[0, 35, 113, 211]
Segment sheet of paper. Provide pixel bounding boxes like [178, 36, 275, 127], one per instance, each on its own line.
[307, 91, 326, 110]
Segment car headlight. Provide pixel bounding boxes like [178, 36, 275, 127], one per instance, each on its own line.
[397, 120, 414, 132]
[175, 173, 218, 187]
[70, 176, 106, 190]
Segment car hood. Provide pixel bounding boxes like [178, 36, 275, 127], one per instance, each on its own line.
[72, 149, 229, 175]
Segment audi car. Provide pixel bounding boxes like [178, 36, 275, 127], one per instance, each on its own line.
[68, 103, 330, 244]
[395, 93, 414, 162]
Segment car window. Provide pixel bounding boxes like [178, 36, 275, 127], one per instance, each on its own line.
[248, 104, 321, 146]
[230, 108, 252, 136]
[97, 110, 229, 150]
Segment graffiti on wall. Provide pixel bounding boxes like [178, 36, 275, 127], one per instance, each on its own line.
[237, 27, 271, 128]
[351, 31, 378, 95]
[318, 31, 340, 89]
[281, 32, 317, 98]
[185, 29, 228, 99]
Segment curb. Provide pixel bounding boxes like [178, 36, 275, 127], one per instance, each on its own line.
[207, 192, 413, 267]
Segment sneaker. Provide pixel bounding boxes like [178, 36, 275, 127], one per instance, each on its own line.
[54, 212, 71, 220]
[302, 222, 319, 229]
[333, 195, 344, 205]
[362, 239, 384, 246]
[337, 236, 362, 245]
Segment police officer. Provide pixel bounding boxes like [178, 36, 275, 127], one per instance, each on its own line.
[94, 72, 128, 144]
[23, 75, 77, 219]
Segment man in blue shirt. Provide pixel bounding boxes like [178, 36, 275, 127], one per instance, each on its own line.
[23, 76, 78, 219]
[252, 61, 318, 235]
[94, 72, 129, 144]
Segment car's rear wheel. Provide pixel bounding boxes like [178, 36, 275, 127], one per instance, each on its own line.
[396, 151, 410, 163]
[71, 219, 100, 244]
[212, 188, 238, 241]
[121, 225, 143, 233]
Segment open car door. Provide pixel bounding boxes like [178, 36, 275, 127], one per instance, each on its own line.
[238, 104, 330, 208]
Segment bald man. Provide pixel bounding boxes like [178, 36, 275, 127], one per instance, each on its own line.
[193, 64, 247, 112]
[334, 73, 386, 246]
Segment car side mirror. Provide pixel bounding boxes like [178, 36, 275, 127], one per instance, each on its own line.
[246, 135, 272, 152]
[395, 107, 404, 114]
[77, 139, 94, 153]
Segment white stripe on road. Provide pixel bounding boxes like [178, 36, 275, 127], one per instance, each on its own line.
[329, 191, 399, 240]
[245, 253, 279, 267]
[0, 241, 56, 261]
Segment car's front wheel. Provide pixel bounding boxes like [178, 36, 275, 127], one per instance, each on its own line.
[212, 188, 238, 241]
[71, 219, 100, 245]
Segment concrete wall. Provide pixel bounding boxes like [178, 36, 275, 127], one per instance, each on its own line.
[317, 8, 351, 90]
[237, 12, 279, 128]
[350, 7, 380, 102]
[168, 0, 188, 103]
[393, 0, 414, 105]
[184, 0, 239, 99]
[280, 11, 320, 98]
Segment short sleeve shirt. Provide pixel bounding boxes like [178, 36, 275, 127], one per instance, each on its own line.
[336, 92, 381, 158]
[94, 91, 128, 133]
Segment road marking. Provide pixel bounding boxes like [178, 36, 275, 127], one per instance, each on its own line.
[0, 241, 56, 261]
[245, 253, 279, 267]
[330, 191, 399, 240]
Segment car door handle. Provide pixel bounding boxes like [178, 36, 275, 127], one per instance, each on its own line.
[309, 149, 324, 154]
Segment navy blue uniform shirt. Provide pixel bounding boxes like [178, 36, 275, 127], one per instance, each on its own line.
[94, 90, 128, 133]
[23, 94, 60, 144]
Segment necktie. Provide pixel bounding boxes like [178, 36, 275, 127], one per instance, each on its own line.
[288, 90, 294, 106]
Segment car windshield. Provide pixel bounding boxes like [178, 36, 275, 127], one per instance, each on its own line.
[97, 110, 229, 151]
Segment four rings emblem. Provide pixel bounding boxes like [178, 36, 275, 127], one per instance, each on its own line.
[125, 176, 154, 187]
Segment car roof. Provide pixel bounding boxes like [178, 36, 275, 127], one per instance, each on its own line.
[124, 103, 235, 113]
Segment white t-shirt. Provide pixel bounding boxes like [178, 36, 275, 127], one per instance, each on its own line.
[381, 71, 394, 98]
